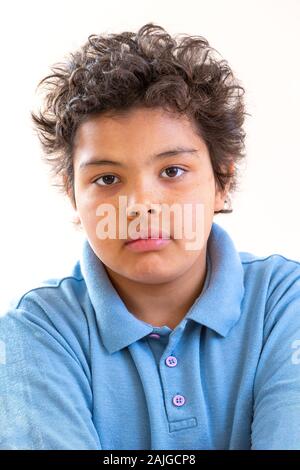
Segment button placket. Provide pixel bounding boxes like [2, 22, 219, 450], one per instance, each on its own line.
[162, 348, 186, 410]
[159, 322, 202, 433]
[158, 322, 191, 422]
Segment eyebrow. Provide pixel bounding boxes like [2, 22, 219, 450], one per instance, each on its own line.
[79, 147, 199, 170]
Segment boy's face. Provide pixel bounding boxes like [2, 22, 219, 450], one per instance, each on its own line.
[71, 107, 227, 284]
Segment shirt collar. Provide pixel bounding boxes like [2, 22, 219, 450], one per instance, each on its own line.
[79, 222, 245, 353]
[185, 222, 245, 336]
[80, 242, 153, 354]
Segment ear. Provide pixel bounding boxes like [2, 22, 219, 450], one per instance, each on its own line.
[69, 199, 82, 228]
[63, 174, 74, 205]
[214, 187, 228, 212]
[63, 174, 81, 226]
[214, 161, 234, 212]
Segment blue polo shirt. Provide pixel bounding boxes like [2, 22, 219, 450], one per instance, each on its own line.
[1, 222, 300, 450]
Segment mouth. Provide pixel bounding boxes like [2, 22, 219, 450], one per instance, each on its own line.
[124, 228, 171, 252]
[124, 228, 171, 244]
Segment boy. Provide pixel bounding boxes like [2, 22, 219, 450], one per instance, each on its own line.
[1, 23, 300, 450]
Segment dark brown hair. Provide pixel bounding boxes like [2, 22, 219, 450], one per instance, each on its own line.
[31, 22, 247, 219]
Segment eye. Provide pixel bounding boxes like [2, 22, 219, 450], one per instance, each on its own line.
[161, 166, 187, 179]
[93, 174, 120, 186]
[93, 166, 187, 186]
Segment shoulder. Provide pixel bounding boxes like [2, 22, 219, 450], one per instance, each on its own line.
[239, 250, 300, 337]
[239, 250, 300, 288]
[0, 260, 91, 359]
[4, 259, 86, 316]
[240, 250, 300, 269]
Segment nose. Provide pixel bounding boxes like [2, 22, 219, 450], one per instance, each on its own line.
[126, 203, 161, 219]
[125, 180, 162, 219]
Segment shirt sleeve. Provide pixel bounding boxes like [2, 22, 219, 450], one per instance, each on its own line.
[0, 307, 101, 450]
[251, 264, 300, 449]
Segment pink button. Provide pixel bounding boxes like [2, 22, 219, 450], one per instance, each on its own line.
[172, 394, 186, 407]
[148, 333, 161, 339]
[165, 356, 178, 367]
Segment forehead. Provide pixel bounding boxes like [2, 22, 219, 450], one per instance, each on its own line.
[73, 107, 204, 151]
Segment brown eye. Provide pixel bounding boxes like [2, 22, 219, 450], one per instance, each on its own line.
[161, 166, 187, 179]
[94, 175, 120, 186]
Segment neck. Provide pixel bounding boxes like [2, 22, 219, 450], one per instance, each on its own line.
[104, 247, 208, 330]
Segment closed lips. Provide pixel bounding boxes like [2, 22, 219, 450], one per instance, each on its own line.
[125, 231, 171, 243]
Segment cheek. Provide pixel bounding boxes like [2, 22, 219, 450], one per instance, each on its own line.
[76, 194, 102, 237]
[179, 179, 215, 238]
[77, 199, 124, 251]
[179, 178, 215, 213]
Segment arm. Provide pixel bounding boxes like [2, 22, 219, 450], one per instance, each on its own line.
[251, 265, 300, 449]
[0, 308, 101, 450]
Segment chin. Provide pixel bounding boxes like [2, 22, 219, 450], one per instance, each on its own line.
[127, 262, 182, 283]
[129, 272, 177, 285]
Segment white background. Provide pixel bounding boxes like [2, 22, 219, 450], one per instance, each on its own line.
[1, 0, 299, 312]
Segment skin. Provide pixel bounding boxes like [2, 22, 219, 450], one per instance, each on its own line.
[69, 107, 228, 330]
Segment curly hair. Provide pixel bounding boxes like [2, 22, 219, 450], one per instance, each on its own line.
[31, 22, 247, 221]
